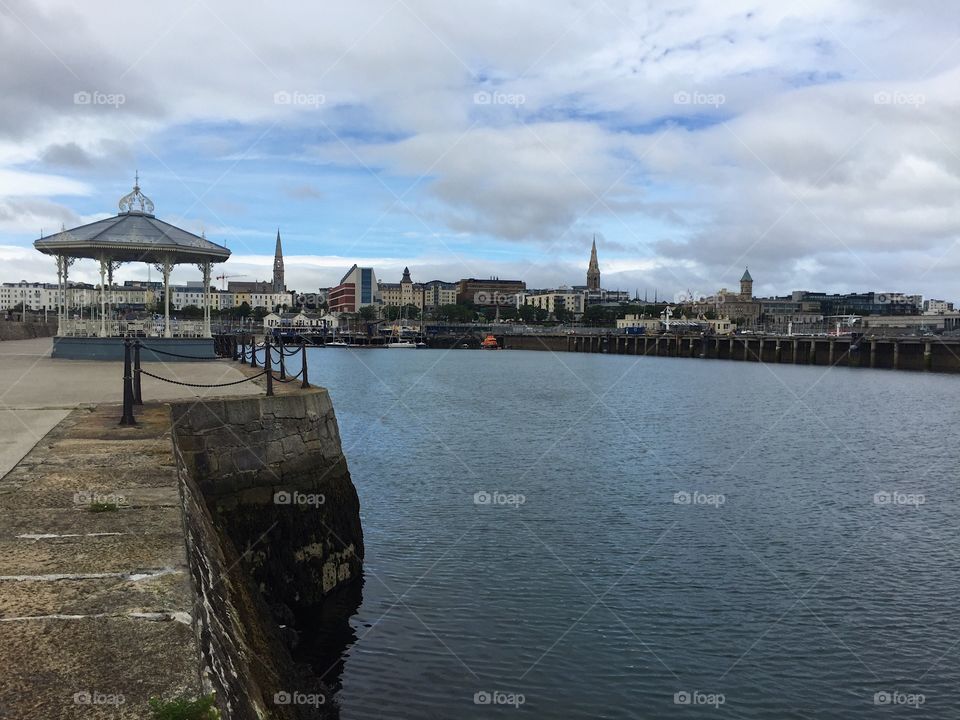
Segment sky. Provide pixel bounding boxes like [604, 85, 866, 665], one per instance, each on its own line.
[1, 0, 960, 301]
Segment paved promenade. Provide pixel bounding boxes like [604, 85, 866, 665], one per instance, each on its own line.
[0, 338, 258, 478]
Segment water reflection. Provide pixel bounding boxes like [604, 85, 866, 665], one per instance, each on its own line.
[292, 575, 365, 695]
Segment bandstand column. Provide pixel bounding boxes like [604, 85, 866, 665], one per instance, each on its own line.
[99, 257, 107, 337]
[202, 262, 212, 338]
[55, 256, 64, 335]
[162, 260, 172, 338]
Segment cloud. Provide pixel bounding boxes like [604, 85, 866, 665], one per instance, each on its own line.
[3, 0, 960, 298]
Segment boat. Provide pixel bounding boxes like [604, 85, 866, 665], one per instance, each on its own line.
[415, 341, 428, 348]
[481, 334, 499, 350]
[386, 305, 415, 348]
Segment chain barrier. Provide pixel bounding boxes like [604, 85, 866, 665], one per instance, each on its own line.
[138, 343, 222, 361]
[138, 369, 267, 387]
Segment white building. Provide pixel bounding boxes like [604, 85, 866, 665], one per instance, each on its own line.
[524, 289, 585, 318]
[923, 299, 954, 315]
[616, 314, 661, 332]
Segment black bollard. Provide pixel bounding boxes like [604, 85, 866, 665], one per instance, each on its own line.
[133, 340, 143, 405]
[250, 336, 258, 369]
[278, 335, 286, 380]
[301, 342, 310, 388]
[264, 337, 274, 396]
[233, 335, 240, 361]
[119, 340, 136, 426]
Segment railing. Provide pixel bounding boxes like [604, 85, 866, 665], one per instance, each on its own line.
[61, 319, 207, 338]
[118, 337, 310, 426]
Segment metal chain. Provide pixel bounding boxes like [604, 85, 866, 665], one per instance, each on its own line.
[138, 344, 222, 361]
[139, 369, 267, 387]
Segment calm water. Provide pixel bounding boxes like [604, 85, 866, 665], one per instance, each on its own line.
[296, 348, 960, 719]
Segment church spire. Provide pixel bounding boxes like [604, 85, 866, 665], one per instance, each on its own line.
[587, 234, 600, 290]
[272, 228, 285, 293]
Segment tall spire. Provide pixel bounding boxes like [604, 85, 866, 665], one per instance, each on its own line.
[587, 233, 601, 290]
[272, 228, 285, 293]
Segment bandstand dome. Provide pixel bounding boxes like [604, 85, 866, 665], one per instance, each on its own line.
[34, 180, 230, 264]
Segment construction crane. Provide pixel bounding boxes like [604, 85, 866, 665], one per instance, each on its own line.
[215, 273, 247, 290]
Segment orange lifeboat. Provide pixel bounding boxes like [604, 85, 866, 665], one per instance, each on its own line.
[481, 334, 499, 350]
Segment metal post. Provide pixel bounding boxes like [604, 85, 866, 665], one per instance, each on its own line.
[120, 340, 136, 425]
[250, 336, 258, 368]
[239, 335, 246, 362]
[278, 335, 286, 379]
[301, 342, 310, 388]
[264, 337, 273, 396]
[133, 340, 143, 405]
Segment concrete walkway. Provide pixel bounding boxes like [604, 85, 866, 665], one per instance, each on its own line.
[0, 338, 259, 478]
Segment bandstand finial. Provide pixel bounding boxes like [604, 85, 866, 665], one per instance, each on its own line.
[119, 173, 154, 215]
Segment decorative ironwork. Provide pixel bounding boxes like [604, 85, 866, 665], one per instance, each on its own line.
[118, 172, 155, 214]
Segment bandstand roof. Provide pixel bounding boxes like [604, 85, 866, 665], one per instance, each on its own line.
[33, 179, 230, 265]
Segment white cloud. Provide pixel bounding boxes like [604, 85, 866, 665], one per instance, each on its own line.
[3, 0, 960, 298]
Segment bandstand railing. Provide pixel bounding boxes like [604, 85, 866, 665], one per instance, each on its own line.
[60, 319, 207, 338]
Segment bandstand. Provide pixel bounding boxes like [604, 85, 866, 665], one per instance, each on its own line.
[33, 177, 231, 360]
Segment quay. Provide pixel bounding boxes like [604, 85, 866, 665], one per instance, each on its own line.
[0, 337, 363, 719]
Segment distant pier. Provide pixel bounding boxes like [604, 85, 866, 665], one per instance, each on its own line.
[489, 333, 960, 373]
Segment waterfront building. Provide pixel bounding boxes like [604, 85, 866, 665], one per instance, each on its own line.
[583, 288, 631, 307]
[226, 280, 293, 311]
[791, 290, 921, 316]
[456, 278, 526, 306]
[616, 314, 661, 332]
[422, 280, 458, 309]
[715, 268, 762, 327]
[263, 310, 334, 331]
[923, 299, 954, 315]
[379, 267, 424, 310]
[524, 288, 585, 319]
[329, 265, 380, 313]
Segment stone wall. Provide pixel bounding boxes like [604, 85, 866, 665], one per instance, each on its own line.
[175, 439, 334, 720]
[0, 320, 56, 341]
[171, 389, 364, 609]
[170, 389, 364, 718]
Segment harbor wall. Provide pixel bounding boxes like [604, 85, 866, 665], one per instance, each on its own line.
[171, 389, 364, 719]
[495, 333, 960, 373]
[0, 320, 56, 341]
